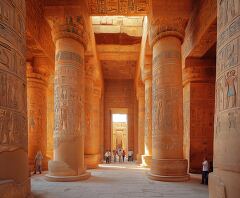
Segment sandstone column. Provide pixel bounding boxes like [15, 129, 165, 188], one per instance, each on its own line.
[0, 0, 31, 196]
[141, 65, 152, 167]
[209, 1, 240, 197]
[136, 84, 145, 163]
[148, 18, 189, 181]
[183, 59, 215, 173]
[45, 15, 90, 181]
[27, 57, 50, 171]
[85, 61, 102, 168]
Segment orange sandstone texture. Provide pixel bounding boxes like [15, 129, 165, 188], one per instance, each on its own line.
[0, 0, 31, 197]
[141, 64, 152, 167]
[148, 16, 189, 181]
[209, 1, 240, 198]
[27, 57, 50, 171]
[45, 13, 90, 181]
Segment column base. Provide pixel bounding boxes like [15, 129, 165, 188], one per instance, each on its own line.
[45, 172, 90, 182]
[84, 154, 100, 169]
[148, 159, 189, 182]
[148, 172, 189, 182]
[141, 155, 152, 167]
[136, 154, 143, 164]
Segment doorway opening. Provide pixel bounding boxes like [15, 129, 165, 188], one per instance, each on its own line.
[111, 108, 128, 158]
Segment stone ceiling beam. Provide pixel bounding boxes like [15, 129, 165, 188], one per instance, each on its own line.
[26, 0, 55, 68]
[182, 0, 217, 64]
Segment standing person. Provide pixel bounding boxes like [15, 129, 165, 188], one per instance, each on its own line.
[113, 150, 117, 163]
[118, 149, 122, 163]
[122, 150, 126, 162]
[105, 151, 109, 164]
[201, 157, 209, 185]
[34, 150, 43, 174]
[108, 150, 112, 163]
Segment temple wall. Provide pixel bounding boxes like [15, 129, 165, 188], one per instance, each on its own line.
[0, 0, 31, 197]
[104, 80, 135, 154]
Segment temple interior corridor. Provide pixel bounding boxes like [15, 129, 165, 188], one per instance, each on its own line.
[0, 0, 240, 197]
[32, 163, 208, 198]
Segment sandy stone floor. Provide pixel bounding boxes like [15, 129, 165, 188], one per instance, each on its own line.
[31, 163, 208, 198]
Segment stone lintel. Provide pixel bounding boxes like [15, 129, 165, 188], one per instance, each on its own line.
[182, 0, 217, 62]
[183, 58, 216, 85]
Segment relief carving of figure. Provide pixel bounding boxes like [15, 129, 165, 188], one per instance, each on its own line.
[215, 116, 221, 137]
[216, 80, 225, 111]
[225, 70, 237, 108]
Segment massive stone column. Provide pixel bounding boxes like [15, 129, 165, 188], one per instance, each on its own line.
[209, 1, 240, 197]
[148, 18, 189, 181]
[141, 65, 152, 167]
[85, 59, 102, 168]
[136, 84, 145, 163]
[0, 0, 31, 197]
[27, 57, 50, 171]
[183, 59, 215, 173]
[45, 15, 90, 181]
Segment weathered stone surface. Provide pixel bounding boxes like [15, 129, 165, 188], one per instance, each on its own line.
[45, 13, 90, 181]
[148, 24, 189, 181]
[136, 83, 145, 163]
[141, 64, 152, 167]
[0, 0, 31, 197]
[209, 0, 240, 197]
[88, 0, 149, 16]
[27, 57, 50, 171]
[183, 59, 215, 173]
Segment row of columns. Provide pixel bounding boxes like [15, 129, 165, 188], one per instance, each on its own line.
[0, 0, 239, 197]
[26, 13, 103, 181]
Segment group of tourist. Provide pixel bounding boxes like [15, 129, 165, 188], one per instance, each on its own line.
[33, 150, 210, 186]
[105, 149, 134, 164]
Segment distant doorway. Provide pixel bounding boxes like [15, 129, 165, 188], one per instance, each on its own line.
[111, 108, 128, 157]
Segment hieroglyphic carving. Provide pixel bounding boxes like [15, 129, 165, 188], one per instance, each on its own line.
[88, 0, 149, 15]
[218, 0, 240, 32]
[54, 49, 84, 149]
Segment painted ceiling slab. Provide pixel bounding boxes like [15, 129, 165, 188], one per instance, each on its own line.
[88, 0, 149, 16]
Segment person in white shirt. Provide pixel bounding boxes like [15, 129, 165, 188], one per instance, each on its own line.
[201, 157, 209, 185]
[105, 151, 110, 164]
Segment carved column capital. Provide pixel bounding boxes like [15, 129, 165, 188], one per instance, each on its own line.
[149, 17, 187, 47]
[182, 58, 216, 86]
[26, 57, 51, 86]
[51, 15, 88, 49]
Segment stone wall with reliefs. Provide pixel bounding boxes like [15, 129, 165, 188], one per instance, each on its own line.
[88, 0, 149, 16]
[183, 59, 215, 173]
[0, 0, 31, 197]
[104, 80, 135, 154]
[209, 0, 240, 197]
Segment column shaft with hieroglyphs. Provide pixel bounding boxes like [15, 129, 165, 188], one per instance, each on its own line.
[0, 0, 31, 196]
[136, 84, 145, 163]
[209, 1, 240, 197]
[148, 17, 189, 181]
[141, 64, 152, 167]
[84, 57, 102, 168]
[27, 57, 51, 171]
[45, 15, 90, 181]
